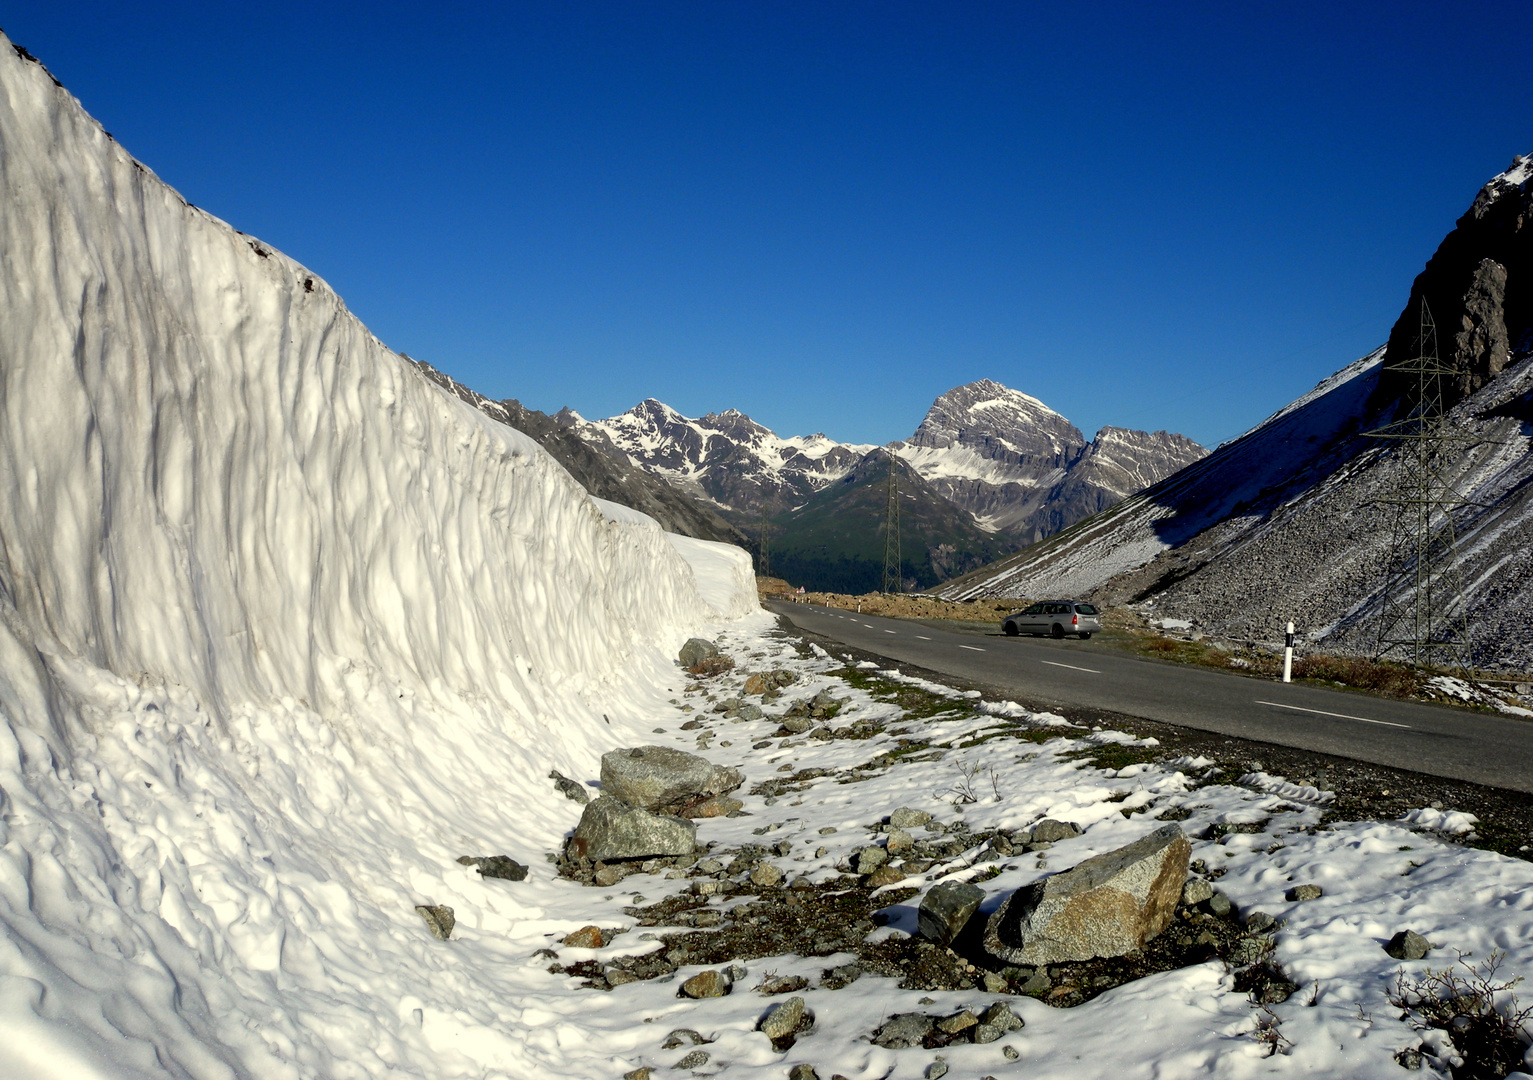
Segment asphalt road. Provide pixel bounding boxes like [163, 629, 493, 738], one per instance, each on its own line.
[767, 600, 1533, 794]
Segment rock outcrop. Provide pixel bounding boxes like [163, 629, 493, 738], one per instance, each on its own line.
[984, 824, 1191, 964]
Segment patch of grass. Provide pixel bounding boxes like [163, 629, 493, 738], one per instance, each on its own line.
[1061, 743, 1160, 772]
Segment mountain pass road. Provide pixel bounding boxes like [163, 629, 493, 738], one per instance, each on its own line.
[767, 601, 1533, 794]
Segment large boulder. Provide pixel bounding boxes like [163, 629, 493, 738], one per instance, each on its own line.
[984, 824, 1190, 965]
[918, 880, 984, 946]
[678, 638, 720, 668]
[600, 746, 743, 816]
[567, 796, 697, 863]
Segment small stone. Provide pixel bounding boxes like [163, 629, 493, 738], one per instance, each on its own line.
[1384, 930, 1435, 961]
[1243, 911, 1278, 933]
[918, 880, 985, 946]
[886, 828, 915, 855]
[1182, 878, 1214, 906]
[866, 864, 905, 888]
[607, 968, 640, 987]
[936, 1010, 978, 1035]
[890, 807, 933, 829]
[625, 1069, 653, 1080]
[1002, 1045, 1020, 1061]
[594, 865, 627, 887]
[818, 826, 837, 835]
[972, 1022, 1002, 1043]
[662, 1028, 709, 1049]
[758, 996, 807, 1042]
[674, 1049, 709, 1070]
[926, 1057, 949, 1079]
[549, 770, 590, 804]
[457, 854, 530, 881]
[783, 716, 814, 734]
[415, 904, 455, 940]
[1228, 936, 1273, 967]
[1204, 891, 1233, 918]
[738, 703, 764, 721]
[854, 846, 888, 874]
[982, 972, 1008, 993]
[680, 970, 730, 999]
[744, 674, 767, 695]
[1395, 1047, 1424, 1070]
[726, 962, 748, 982]
[872, 1013, 935, 1048]
[1020, 968, 1051, 994]
[1028, 818, 1084, 843]
[788, 1066, 820, 1080]
[814, 846, 829, 858]
[692, 879, 726, 896]
[750, 862, 786, 888]
[563, 925, 604, 948]
[1286, 884, 1323, 902]
[978, 1002, 1023, 1033]
[759, 974, 809, 995]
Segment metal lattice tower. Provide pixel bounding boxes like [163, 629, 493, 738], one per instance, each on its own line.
[1364, 298, 1475, 670]
[757, 497, 771, 578]
[882, 449, 902, 594]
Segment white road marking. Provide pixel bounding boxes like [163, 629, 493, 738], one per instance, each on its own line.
[958, 645, 985, 652]
[915, 635, 931, 640]
[884, 629, 897, 634]
[1256, 700, 1411, 729]
[1041, 660, 1101, 673]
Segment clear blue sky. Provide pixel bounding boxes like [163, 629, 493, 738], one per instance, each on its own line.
[8, 3, 1531, 447]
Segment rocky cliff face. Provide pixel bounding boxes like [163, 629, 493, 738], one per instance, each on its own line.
[1380, 156, 1533, 405]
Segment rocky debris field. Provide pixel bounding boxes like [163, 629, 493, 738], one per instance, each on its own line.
[437, 615, 1533, 1079]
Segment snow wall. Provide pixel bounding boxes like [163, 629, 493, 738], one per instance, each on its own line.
[0, 38, 755, 1078]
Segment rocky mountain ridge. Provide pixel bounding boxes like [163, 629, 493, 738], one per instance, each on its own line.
[573, 381, 1206, 550]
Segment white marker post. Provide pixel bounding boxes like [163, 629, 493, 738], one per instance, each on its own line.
[1282, 621, 1295, 684]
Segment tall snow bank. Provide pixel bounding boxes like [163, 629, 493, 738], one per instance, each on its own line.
[0, 38, 753, 1077]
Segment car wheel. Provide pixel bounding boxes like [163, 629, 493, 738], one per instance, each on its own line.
[1003, 622, 1019, 636]
[1078, 632, 1092, 640]
[1051, 624, 1065, 639]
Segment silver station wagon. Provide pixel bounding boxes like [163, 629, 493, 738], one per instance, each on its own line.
[1001, 601, 1101, 640]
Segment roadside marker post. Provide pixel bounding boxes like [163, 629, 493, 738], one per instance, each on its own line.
[1283, 621, 1295, 684]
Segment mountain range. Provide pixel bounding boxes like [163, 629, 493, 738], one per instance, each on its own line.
[553, 382, 1205, 591]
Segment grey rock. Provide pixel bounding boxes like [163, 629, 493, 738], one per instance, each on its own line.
[981, 972, 1007, 993]
[972, 1022, 1003, 1044]
[607, 968, 640, 987]
[680, 970, 730, 999]
[1181, 878, 1214, 906]
[978, 1002, 1023, 1033]
[674, 1049, 709, 1070]
[1395, 1047, 1424, 1070]
[457, 855, 529, 881]
[1019, 969, 1051, 994]
[889, 802, 932, 827]
[662, 1029, 709, 1049]
[1228, 935, 1274, 967]
[415, 904, 455, 940]
[549, 770, 590, 804]
[1243, 911, 1278, 933]
[787, 1066, 820, 1080]
[1285, 884, 1323, 902]
[782, 715, 814, 734]
[601, 746, 744, 815]
[1204, 891, 1233, 918]
[678, 638, 720, 668]
[1384, 930, 1435, 961]
[758, 996, 807, 1041]
[926, 1058, 948, 1080]
[872, 1012, 935, 1049]
[569, 796, 698, 863]
[935, 1010, 978, 1035]
[1003, 1045, 1020, 1061]
[750, 862, 785, 888]
[625, 1069, 653, 1080]
[593, 864, 628, 887]
[1028, 818, 1084, 843]
[886, 828, 915, 855]
[984, 824, 1191, 964]
[918, 880, 985, 946]
[854, 845, 889, 875]
[738, 703, 764, 721]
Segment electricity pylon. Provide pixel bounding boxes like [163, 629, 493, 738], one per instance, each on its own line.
[1363, 298, 1476, 670]
[757, 496, 771, 578]
[882, 449, 902, 594]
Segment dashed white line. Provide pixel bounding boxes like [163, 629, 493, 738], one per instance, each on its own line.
[1256, 700, 1411, 729]
[884, 629, 897, 634]
[1041, 660, 1101, 674]
[915, 635, 931, 640]
[958, 645, 985, 652]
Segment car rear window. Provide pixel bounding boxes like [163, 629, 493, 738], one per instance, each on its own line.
[1074, 604, 1099, 615]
